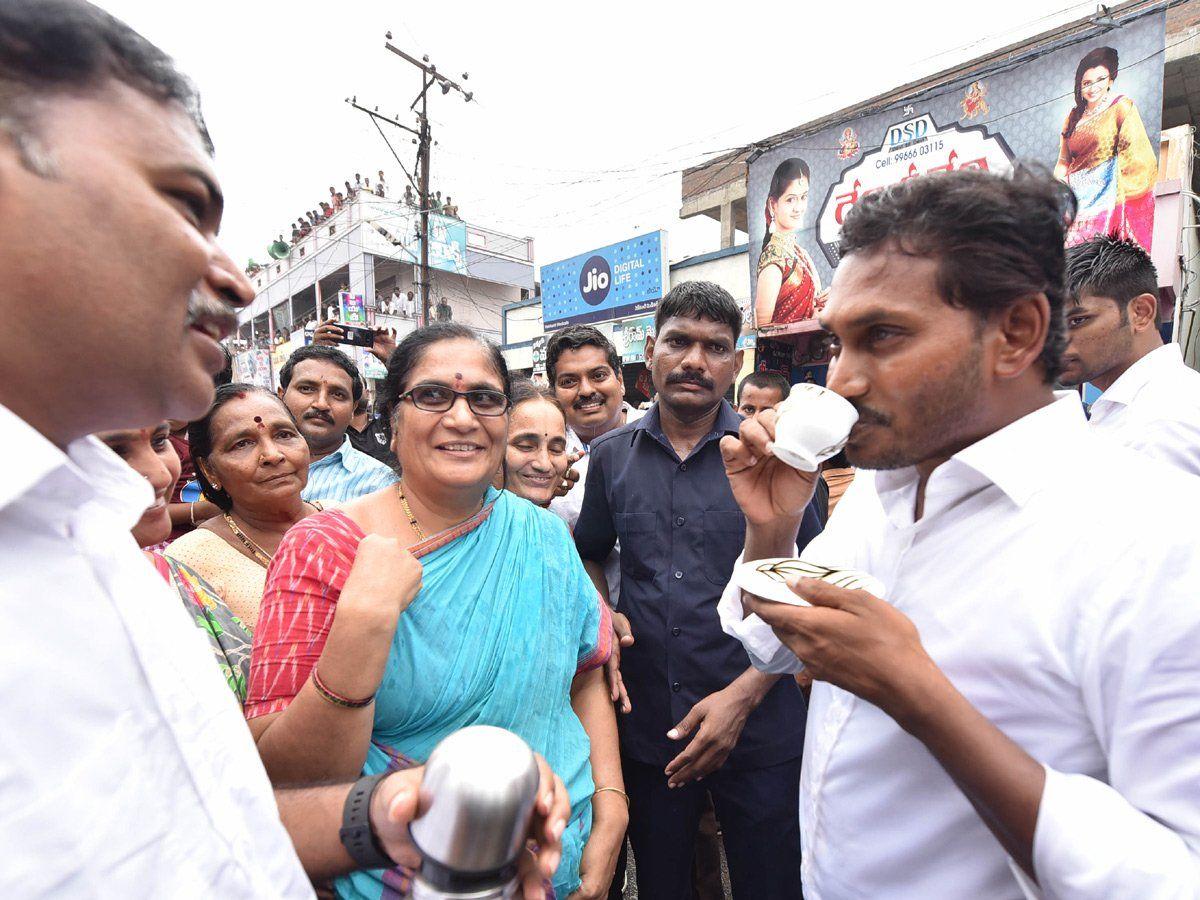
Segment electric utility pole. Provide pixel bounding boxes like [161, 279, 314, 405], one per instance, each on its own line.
[347, 36, 473, 326]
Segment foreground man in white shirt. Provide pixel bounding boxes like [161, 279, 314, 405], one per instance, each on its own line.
[0, 2, 567, 895]
[1058, 234, 1200, 475]
[718, 169, 1200, 898]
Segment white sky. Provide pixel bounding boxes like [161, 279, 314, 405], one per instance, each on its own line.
[99, 0, 1098, 273]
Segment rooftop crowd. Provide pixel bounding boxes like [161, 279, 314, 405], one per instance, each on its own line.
[4, 2, 1200, 899]
[245, 174, 462, 278]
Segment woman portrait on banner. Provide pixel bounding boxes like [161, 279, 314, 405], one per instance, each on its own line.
[1054, 46, 1158, 249]
[754, 157, 826, 329]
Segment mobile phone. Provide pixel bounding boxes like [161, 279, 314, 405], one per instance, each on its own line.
[336, 323, 375, 347]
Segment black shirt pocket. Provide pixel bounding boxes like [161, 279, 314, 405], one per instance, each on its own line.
[615, 511, 660, 581]
[701, 509, 746, 586]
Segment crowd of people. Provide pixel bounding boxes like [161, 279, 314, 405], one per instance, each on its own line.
[244, 176, 463, 280]
[5, 3, 1200, 900]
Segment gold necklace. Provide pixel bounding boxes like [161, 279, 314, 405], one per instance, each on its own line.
[223, 514, 274, 567]
[222, 502, 322, 568]
[396, 481, 484, 542]
[397, 480, 426, 540]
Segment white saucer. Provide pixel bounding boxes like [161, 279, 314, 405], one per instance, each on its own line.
[733, 557, 885, 607]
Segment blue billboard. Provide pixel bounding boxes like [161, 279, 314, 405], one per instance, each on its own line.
[541, 231, 668, 329]
[429, 214, 467, 275]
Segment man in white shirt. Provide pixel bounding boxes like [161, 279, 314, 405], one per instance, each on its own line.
[546, 326, 642, 534]
[1058, 234, 1200, 475]
[718, 169, 1200, 898]
[545, 326, 640, 711]
[0, 2, 567, 895]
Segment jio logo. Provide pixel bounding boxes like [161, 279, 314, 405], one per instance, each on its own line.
[579, 255, 611, 306]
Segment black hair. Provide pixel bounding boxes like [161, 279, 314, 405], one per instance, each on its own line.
[1066, 234, 1159, 325]
[762, 158, 811, 258]
[510, 378, 565, 417]
[189, 383, 297, 511]
[278, 344, 364, 403]
[545, 325, 620, 384]
[655, 280, 742, 344]
[1064, 47, 1119, 139]
[0, 0, 212, 170]
[213, 343, 233, 387]
[839, 166, 1077, 383]
[737, 371, 791, 404]
[379, 323, 510, 423]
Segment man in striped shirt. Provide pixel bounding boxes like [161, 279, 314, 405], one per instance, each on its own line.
[278, 345, 398, 502]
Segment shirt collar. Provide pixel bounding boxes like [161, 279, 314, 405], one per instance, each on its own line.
[567, 401, 644, 454]
[1095, 343, 1182, 408]
[873, 393, 1088, 522]
[632, 399, 742, 445]
[0, 402, 153, 525]
[312, 435, 357, 471]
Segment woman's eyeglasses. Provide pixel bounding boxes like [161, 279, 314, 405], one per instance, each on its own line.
[399, 383, 510, 416]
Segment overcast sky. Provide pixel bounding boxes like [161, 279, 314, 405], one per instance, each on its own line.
[100, 0, 1097, 273]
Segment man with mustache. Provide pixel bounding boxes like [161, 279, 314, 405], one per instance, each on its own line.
[546, 326, 642, 608]
[278, 345, 398, 502]
[0, 2, 569, 895]
[575, 282, 818, 899]
[719, 169, 1200, 897]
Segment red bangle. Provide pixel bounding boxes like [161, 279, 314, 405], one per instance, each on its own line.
[311, 669, 375, 709]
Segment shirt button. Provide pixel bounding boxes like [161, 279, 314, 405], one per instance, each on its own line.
[671, 682, 681, 693]
[671, 626, 681, 637]
[679, 463, 688, 471]
[674, 516, 685, 526]
[674, 570, 683, 579]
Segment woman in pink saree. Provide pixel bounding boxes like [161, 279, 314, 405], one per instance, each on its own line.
[1054, 46, 1158, 250]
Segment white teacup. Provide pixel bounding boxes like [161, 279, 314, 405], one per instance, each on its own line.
[733, 557, 885, 608]
[768, 383, 859, 472]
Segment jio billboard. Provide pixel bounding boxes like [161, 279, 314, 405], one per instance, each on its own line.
[541, 230, 669, 329]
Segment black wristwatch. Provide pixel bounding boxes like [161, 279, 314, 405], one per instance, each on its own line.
[339, 772, 396, 870]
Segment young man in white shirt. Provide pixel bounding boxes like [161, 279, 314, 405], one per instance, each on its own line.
[546, 326, 640, 530]
[0, 2, 567, 895]
[1059, 234, 1200, 475]
[718, 168, 1200, 898]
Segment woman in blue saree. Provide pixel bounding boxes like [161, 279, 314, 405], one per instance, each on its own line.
[246, 324, 625, 900]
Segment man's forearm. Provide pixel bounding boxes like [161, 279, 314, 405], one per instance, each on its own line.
[896, 666, 1045, 880]
[275, 783, 359, 880]
[729, 664, 780, 706]
[744, 519, 802, 563]
[583, 558, 610, 606]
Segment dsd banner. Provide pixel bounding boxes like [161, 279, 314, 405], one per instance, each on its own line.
[747, 10, 1165, 336]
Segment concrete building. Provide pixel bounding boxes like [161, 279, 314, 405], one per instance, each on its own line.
[236, 190, 535, 373]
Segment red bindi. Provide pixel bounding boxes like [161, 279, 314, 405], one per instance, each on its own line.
[253, 416, 265, 428]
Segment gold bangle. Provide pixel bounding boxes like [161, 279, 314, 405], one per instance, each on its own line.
[593, 787, 630, 808]
[189, 501, 197, 527]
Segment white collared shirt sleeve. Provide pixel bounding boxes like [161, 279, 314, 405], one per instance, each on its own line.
[717, 551, 805, 675]
[1010, 538, 1200, 899]
[1122, 418, 1200, 478]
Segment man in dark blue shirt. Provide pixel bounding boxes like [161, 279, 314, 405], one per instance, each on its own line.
[576, 282, 812, 899]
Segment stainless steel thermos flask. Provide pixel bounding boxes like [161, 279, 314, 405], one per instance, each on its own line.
[409, 725, 542, 899]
